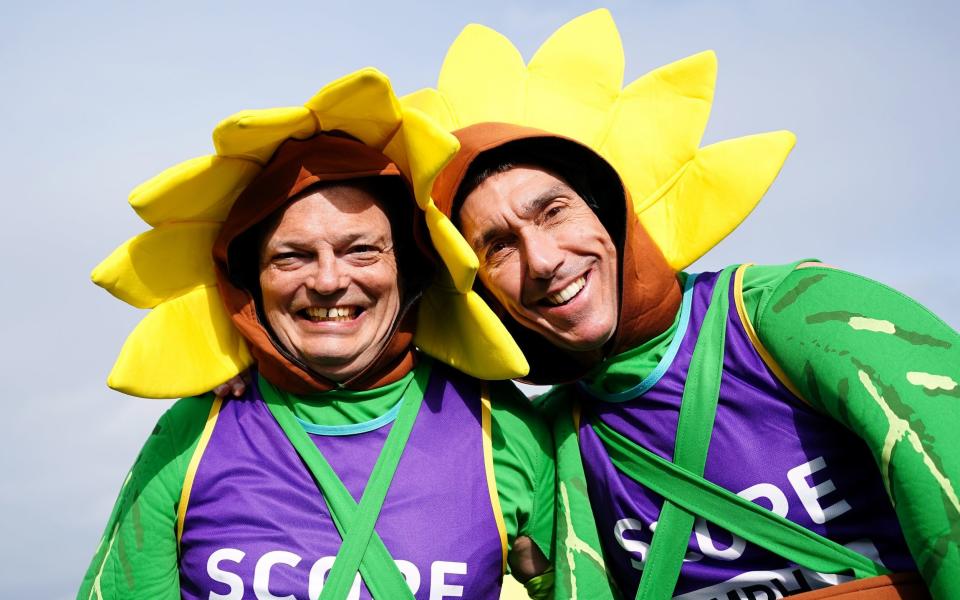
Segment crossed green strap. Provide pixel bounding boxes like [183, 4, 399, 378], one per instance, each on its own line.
[591, 266, 886, 598]
[594, 423, 888, 582]
[261, 365, 430, 600]
[628, 265, 736, 598]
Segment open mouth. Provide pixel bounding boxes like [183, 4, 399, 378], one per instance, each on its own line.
[541, 276, 586, 307]
[301, 306, 362, 322]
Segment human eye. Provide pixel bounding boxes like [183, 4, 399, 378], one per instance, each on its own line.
[349, 244, 380, 254]
[484, 238, 514, 265]
[542, 200, 568, 222]
[270, 251, 308, 270]
[345, 243, 384, 264]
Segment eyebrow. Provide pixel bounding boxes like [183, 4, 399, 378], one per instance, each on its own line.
[471, 184, 570, 250]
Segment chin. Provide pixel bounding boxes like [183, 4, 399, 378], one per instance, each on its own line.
[301, 354, 361, 377]
[554, 324, 616, 353]
[540, 331, 601, 353]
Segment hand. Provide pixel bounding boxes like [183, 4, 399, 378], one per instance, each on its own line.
[507, 535, 551, 583]
[213, 371, 250, 398]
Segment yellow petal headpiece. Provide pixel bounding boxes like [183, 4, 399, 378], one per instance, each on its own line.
[403, 9, 796, 270]
[93, 68, 528, 398]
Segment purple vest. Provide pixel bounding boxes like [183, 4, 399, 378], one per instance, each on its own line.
[578, 270, 915, 599]
[178, 365, 504, 599]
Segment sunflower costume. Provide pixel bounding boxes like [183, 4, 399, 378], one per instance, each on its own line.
[80, 71, 556, 599]
[418, 9, 960, 599]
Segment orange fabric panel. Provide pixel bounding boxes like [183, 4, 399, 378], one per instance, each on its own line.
[790, 573, 929, 600]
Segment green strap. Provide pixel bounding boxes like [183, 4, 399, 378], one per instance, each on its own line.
[633, 265, 736, 599]
[594, 421, 889, 579]
[261, 365, 430, 600]
[316, 375, 422, 600]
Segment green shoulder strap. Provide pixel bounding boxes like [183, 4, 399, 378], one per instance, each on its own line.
[629, 265, 736, 599]
[261, 364, 430, 600]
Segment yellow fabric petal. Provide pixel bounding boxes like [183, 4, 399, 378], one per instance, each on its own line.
[525, 8, 623, 145]
[379, 105, 474, 291]
[383, 106, 461, 208]
[213, 106, 317, 164]
[423, 203, 478, 294]
[305, 67, 402, 151]
[416, 281, 528, 380]
[600, 50, 717, 210]
[437, 23, 526, 127]
[91, 222, 219, 309]
[129, 155, 262, 226]
[107, 285, 253, 398]
[401, 88, 458, 132]
[640, 131, 797, 270]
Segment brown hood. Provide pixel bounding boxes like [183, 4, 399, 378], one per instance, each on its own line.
[432, 123, 681, 385]
[213, 134, 429, 393]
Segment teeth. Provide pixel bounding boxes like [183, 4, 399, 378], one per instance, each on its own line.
[304, 306, 358, 320]
[546, 277, 586, 306]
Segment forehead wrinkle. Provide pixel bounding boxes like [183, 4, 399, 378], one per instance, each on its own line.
[470, 183, 571, 250]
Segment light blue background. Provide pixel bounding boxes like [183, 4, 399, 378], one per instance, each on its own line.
[1, 2, 956, 597]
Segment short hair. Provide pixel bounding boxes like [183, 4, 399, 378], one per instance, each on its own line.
[451, 137, 626, 247]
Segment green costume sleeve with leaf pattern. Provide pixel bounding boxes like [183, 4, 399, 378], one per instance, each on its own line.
[76, 396, 211, 600]
[755, 265, 960, 598]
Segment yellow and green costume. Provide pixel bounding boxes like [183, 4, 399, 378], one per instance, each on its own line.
[82, 70, 555, 599]
[413, 9, 960, 599]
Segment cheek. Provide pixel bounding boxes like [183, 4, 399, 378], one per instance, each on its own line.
[580, 226, 617, 279]
[479, 265, 521, 308]
[365, 267, 402, 310]
[259, 272, 296, 313]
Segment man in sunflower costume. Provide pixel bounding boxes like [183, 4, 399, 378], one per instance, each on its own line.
[412, 9, 959, 600]
[79, 71, 555, 599]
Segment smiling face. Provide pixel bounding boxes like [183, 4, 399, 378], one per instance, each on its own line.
[258, 185, 401, 382]
[459, 165, 619, 352]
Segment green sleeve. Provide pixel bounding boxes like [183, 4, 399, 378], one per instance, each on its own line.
[77, 397, 212, 600]
[523, 569, 556, 600]
[755, 265, 960, 598]
[738, 260, 816, 323]
[489, 380, 556, 566]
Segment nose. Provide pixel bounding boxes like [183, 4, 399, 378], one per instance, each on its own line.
[521, 229, 564, 280]
[305, 250, 346, 295]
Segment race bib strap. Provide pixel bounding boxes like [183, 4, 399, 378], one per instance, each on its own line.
[261, 364, 429, 600]
[635, 265, 737, 599]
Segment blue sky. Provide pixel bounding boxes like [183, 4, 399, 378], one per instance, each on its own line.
[1, 2, 957, 597]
